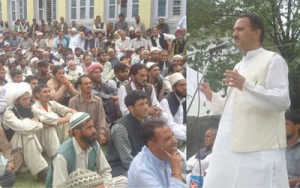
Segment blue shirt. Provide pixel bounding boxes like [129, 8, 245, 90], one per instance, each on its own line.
[286, 137, 300, 179]
[128, 146, 186, 188]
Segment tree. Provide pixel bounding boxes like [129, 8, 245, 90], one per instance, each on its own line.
[187, 0, 300, 109]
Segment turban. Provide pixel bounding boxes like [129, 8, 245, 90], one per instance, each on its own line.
[169, 72, 185, 87]
[84, 63, 103, 75]
[69, 112, 91, 130]
[5, 83, 32, 107]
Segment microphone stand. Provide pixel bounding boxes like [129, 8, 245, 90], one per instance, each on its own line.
[187, 52, 213, 114]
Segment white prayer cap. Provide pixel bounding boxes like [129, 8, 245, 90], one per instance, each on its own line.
[129, 26, 134, 31]
[69, 112, 91, 130]
[5, 83, 32, 107]
[150, 47, 161, 53]
[146, 62, 157, 70]
[71, 27, 77, 32]
[30, 57, 40, 65]
[37, 32, 43, 36]
[65, 169, 104, 188]
[172, 54, 183, 60]
[4, 41, 10, 46]
[169, 72, 185, 87]
[141, 50, 150, 55]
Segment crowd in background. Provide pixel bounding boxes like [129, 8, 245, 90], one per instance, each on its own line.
[0, 12, 188, 187]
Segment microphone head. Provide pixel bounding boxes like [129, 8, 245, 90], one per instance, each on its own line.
[223, 41, 232, 49]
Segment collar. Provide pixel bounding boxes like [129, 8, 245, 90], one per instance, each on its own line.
[174, 92, 186, 103]
[79, 93, 96, 103]
[144, 146, 168, 168]
[243, 47, 263, 59]
[130, 81, 145, 92]
[72, 137, 92, 155]
[127, 113, 143, 124]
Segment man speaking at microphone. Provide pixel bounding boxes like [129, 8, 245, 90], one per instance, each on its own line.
[200, 13, 290, 187]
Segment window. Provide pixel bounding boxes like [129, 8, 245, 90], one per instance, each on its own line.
[158, 0, 167, 17]
[11, 0, 27, 22]
[108, 0, 139, 20]
[132, 0, 139, 17]
[109, 0, 116, 19]
[70, 0, 94, 20]
[172, 0, 181, 16]
[37, 0, 57, 21]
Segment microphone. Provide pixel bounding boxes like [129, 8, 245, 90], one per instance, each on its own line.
[208, 41, 232, 53]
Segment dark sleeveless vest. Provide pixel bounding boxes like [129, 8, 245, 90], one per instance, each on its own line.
[150, 34, 168, 50]
[106, 113, 144, 168]
[164, 92, 186, 124]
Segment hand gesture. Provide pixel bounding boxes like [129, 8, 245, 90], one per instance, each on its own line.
[199, 82, 212, 101]
[161, 147, 183, 181]
[223, 69, 246, 90]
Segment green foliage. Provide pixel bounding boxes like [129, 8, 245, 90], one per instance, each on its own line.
[187, 0, 300, 109]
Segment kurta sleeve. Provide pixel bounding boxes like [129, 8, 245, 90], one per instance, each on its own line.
[240, 54, 290, 112]
[3, 110, 43, 134]
[111, 123, 134, 169]
[52, 154, 68, 187]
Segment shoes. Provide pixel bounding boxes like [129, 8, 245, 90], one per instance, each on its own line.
[37, 167, 48, 182]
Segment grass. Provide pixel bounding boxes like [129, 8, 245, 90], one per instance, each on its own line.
[12, 144, 185, 187]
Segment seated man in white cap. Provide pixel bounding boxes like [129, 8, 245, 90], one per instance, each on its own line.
[129, 28, 148, 51]
[2, 82, 49, 181]
[33, 32, 47, 49]
[160, 73, 186, 141]
[65, 168, 104, 188]
[46, 112, 127, 187]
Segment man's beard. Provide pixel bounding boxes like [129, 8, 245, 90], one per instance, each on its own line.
[16, 104, 34, 118]
[175, 90, 186, 98]
[136, 80, 147, 88]
[80, 132, 97, 146]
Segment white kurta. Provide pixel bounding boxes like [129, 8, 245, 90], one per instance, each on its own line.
[203, 48, 290, 187]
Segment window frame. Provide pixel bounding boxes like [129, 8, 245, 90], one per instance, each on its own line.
[11, 0, 27, 22]
[69, 0, 94, 21]
[107, 0, 140, 21]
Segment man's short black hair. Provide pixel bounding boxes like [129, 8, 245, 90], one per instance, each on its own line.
[33, 84, 49, 98]
[10, 69, 22, 77]
[238, 13, 265, 43]
[124, 90, 147, 107]
[38, 60, 49, 68]
[52, 65, 64, 75]
[75, 74, 91, 88]
[114, 63, 127, 73]
[285, 109, 300, 124]
[129, 63, 147, 76]
[141, 120, 166, 147]
[24, 75, 38, 84]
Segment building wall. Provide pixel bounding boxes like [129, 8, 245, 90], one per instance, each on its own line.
[27, 0, 34, 22]
[2, 0, 8, 22]
[57, 0, 67, 21]
[0, 0, 184, 33]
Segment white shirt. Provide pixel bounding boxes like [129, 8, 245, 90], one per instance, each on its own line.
[129, 37, 149, 51]
[115, 37, 131, 57]
[204, 48, 290, 187]
[118, 82, 162, 116]
[149, 34, 175, 50]
[52, 138, 112, 187]
[160, 94, 186, 141]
